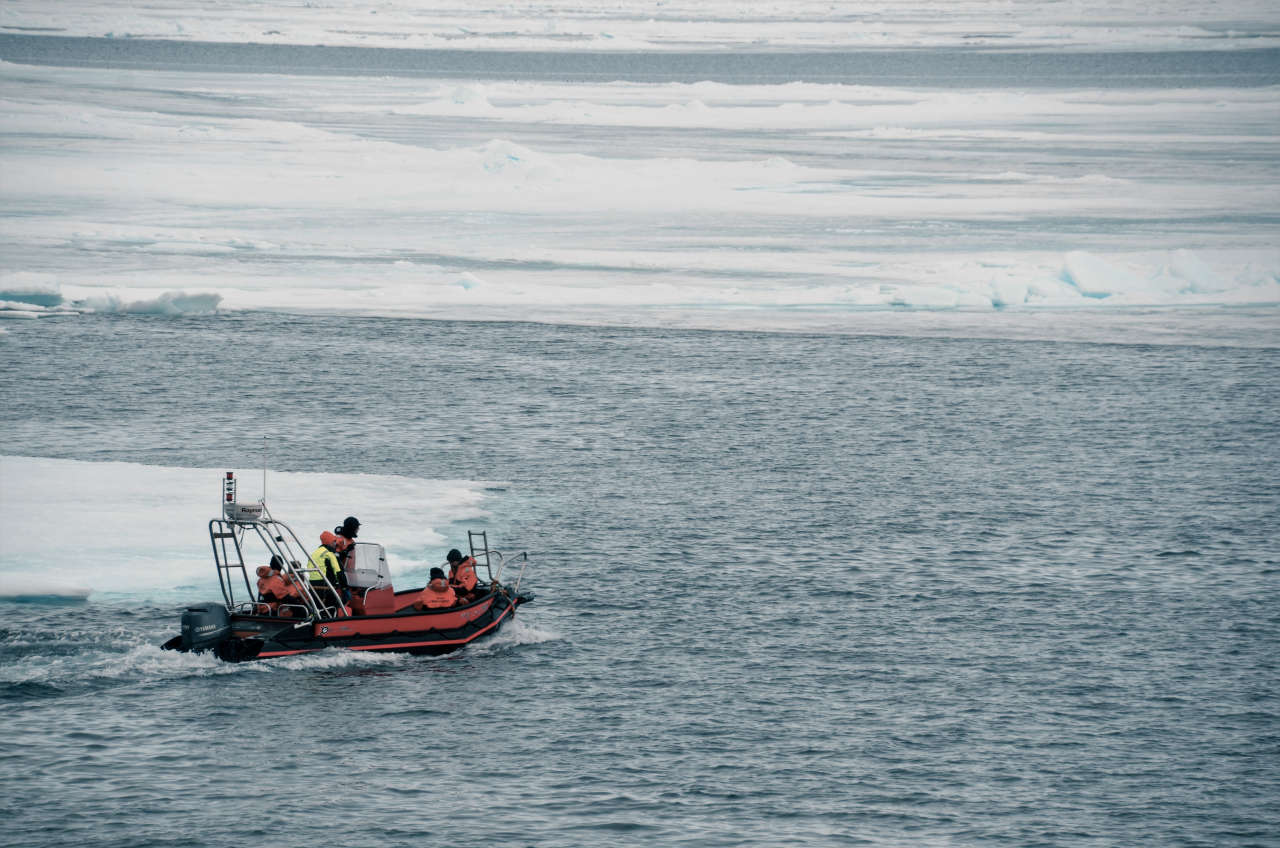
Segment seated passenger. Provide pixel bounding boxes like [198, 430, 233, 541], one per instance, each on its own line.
[253, 566, 274, 614]
[278, 571, 305, 618]
[267, 557, 296, 617]
[255, 558, 288, 614]
[413, 567, 456, 611]
[446, 548, 479, 602]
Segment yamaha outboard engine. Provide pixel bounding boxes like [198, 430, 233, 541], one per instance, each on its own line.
[180, 602, 231, 653]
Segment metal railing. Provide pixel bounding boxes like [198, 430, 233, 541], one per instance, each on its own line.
[470, 548, 530, 594]
[209, 513, 349, 622]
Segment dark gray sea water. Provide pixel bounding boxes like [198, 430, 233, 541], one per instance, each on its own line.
[3, 34, 1279, 86]
[2, 312, 1278, 846]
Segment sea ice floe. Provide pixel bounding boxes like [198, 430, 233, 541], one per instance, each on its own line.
[0, 455, 502, 597]
[1, 44, 1276, 333]
[1, 0, 1276, 51]
[0, 272, 64, 308]
[0, 577, 92, 600]
[1061, 252, 1154, 299]
[76, 291, 223, 315]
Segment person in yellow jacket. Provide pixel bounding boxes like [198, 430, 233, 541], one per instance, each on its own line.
[309, 531, 347, 612]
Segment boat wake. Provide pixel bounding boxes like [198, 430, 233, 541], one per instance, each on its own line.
[468, 617, 561, 655]
[0, 612, 554, 703]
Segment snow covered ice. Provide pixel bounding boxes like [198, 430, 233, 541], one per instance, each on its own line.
[0, 455, 500, 600]
[3, 0, 1279, 53]
[0, 2, 1277, 341]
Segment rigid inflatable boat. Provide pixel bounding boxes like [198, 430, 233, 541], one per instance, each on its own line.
[161, 472, 532, 663]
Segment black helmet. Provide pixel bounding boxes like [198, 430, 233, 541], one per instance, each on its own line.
[429, 567, 445, 580]
[338, 516, 360, 538]
[446, 549, 463, 563]
[269, 555, 284, 570]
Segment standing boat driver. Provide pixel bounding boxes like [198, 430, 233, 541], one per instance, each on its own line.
[331, 516, 365, 616]
[331, 535, 366, 616]
[446, 548, 479, 603]
[333, 516, 360, 566]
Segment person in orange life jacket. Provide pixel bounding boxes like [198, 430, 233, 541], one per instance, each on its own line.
[446, 548, 479, 602]
[278, 569, 305, 618]
[267, 557, 302, 618]
[413, 567, 456, 611]
[255, 562, 287, 615]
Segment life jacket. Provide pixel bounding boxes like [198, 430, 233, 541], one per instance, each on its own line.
[420, 578, 456, 609]
[308, 545, 341, 585]
[278, 575, 303, 616]
[449, 556, 478, 592]
[335, 540, 353, 568]
[257, 571, 287, 604]
[281, 573, 303, 599]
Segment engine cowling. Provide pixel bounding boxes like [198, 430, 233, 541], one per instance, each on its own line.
[180, 602, 230, 652]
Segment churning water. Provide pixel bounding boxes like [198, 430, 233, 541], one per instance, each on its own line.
[2, 312, 1277, 846]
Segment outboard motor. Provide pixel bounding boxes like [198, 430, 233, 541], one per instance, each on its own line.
[180, 602, 231, 653]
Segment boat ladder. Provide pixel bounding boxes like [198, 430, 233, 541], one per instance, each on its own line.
[468, 530, 491, 578]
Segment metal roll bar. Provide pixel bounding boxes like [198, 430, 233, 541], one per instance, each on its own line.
[209, 513, 350, 622]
